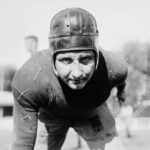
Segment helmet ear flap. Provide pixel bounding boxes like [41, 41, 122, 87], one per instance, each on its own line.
[52, 53, 59, 76]
[53, 65, 59, 76]
[95, 49, 99, 70]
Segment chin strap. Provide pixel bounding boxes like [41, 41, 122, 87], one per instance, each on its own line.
[95, 49, 99, 70]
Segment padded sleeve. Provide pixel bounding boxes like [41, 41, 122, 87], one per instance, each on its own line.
[101, 50, 128, 88]
[11, 87, 38, 150]
[11, 52, 51, 109]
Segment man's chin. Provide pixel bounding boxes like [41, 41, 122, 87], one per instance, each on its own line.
[68, 83, 86, 90]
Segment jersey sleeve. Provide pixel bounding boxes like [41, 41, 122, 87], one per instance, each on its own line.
[11, 50, 52, 150]
[11, 51, 51, 110]
[11, 58, 39, 150]
[11, 87, 38, 150]
[101, 50, 128, 88]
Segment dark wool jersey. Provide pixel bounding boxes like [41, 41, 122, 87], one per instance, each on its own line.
[12, 49, 127, 114]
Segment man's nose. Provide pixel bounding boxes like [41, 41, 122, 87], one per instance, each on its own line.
[71, 64, 83, 79]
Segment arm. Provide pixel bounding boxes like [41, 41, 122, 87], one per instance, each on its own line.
[11, 51, 52, 150]
[11, 87, 38, 150]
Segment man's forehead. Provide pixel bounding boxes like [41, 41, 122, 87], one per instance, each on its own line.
[56, 50, 95, 57]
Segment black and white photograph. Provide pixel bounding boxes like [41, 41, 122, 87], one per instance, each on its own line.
[0, 0, 150, 150]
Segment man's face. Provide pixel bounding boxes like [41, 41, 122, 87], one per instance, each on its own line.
[55, 51, 95, 90]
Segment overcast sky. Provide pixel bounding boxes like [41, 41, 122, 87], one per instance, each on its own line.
[0, 0, 150, 67]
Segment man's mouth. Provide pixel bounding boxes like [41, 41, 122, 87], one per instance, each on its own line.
[69, 78, 87, 84]
[72, 80, 81, 84]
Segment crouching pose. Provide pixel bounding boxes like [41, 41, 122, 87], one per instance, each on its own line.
[11, 8, 127, 150]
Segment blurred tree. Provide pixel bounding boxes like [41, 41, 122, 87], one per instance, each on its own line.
[122, 41, 147, 74]
[126, 65, 146, 106]
[121, 41, 148, 107]
[0, 65, 4, 90]
[144, 43, 150, 100]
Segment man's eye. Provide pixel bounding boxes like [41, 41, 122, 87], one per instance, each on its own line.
[80, 57, 93, 64]
[59, 58, 73, 64]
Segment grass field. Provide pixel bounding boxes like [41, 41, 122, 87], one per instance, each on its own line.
[1, 130, 150, 150]
[0, 130, 12, 150]
[119, 131, 150, 150]
[0, 118, 150, 150]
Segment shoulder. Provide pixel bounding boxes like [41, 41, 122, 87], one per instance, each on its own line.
[12, 49, 55, 105]
[100, 49, 128, 88]
[12, 49, 52, 86]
